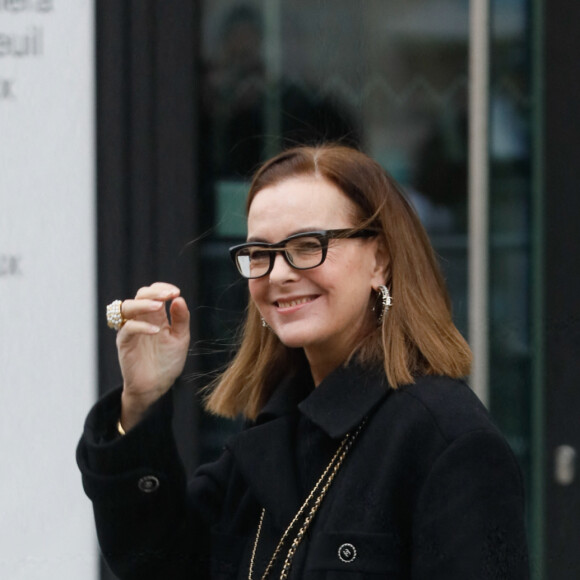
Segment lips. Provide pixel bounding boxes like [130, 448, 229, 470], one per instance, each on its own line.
[274, 296, 317, 309]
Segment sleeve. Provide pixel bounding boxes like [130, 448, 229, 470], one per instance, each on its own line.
[76, 386, 232, 580]
[411, 429, 530, 579]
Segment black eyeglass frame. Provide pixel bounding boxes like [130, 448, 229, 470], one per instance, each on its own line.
[229, 228, 378, 279]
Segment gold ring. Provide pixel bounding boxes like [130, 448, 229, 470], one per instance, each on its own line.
[106, 299, 126, 331]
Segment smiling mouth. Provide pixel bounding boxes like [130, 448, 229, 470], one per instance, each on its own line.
[275, 296, 316, 309]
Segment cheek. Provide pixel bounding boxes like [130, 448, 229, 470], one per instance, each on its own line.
[248, 280, 258, 299]
[248, 280, 265, 304]
[322, 249, 341, 265]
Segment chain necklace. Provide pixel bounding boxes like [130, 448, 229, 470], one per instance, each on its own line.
[248, 419, 367, 580]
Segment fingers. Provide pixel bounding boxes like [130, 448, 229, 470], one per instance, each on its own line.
[119, 319, 161, 337]
[169, 297, 190, 336]
[115, 283, 189, 338]
[134, 282, 180, 300]
[122, 283, 180, 324]
[121, 298, 164, 319]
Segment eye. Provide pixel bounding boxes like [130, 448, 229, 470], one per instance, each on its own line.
[248, 248, 270, 261]
[289, 237, 321, 254]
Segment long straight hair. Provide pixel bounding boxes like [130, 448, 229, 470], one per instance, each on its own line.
[205, 144, 472, 419]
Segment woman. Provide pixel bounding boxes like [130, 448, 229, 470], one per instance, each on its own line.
[77, 145, 529, 579]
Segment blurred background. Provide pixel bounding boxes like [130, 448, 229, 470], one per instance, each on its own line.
[1, 1, 578, 578]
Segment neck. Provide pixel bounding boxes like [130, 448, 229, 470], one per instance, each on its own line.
[304, 344, 350, 387]
[304, 321, 374, 386]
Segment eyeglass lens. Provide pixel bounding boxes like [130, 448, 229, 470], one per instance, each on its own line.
[236, 235, 324, 278]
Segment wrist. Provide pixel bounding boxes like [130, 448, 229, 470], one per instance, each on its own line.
[120, 389, 160, 431]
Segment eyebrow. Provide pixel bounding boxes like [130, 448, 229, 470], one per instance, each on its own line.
[246, 227, 324, 243]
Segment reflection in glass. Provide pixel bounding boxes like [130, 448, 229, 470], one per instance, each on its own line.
[196, 3, 531, 490]
[198, 0, 472, 459]
[488, 0, 532, 495]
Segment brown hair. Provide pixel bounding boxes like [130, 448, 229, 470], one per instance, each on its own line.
[205, 144, 472, 419]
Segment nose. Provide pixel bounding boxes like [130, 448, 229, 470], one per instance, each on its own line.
[268, 251, 299, 283]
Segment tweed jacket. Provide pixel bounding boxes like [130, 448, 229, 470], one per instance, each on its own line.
[77, 363, 529, 579]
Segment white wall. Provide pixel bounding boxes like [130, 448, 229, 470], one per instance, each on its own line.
[0, 1, 98, 578]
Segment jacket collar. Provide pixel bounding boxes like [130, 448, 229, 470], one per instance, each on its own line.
[254, 360, 391, 438]
[252, 359, 392, 437]
[298, 362, 391, 438]
[226, 362, 391, 529]
[253, 362, 314, 424]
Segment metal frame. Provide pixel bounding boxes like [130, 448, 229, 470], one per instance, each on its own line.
[468, 0, 490, 406]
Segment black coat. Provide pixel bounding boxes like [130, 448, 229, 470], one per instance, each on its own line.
[77, 363, 529, 579]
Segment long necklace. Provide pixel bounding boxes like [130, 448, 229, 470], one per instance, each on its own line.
[248, 419, 367, 580]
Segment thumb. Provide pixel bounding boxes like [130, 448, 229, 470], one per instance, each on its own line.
[169, 297, 190, 336]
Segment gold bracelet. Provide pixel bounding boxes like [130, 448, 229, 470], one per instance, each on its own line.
[116, 419, 126, 436]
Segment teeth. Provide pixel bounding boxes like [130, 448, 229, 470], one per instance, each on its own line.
[278, 297, 311, 308]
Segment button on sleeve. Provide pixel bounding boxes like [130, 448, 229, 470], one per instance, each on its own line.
[138, 475, 161, 493]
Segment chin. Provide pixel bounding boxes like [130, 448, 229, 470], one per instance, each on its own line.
[274, 333, 310, 349]
[271, 326, 319, 350]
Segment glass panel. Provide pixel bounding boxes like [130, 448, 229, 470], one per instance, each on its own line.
[197, 0, 470, 458]
[488, 0, 534, 525]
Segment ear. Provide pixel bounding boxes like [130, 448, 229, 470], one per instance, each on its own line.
[370, 239, 390, 290]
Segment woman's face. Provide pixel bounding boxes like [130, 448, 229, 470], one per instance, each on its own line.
[247, 175, 387, 372]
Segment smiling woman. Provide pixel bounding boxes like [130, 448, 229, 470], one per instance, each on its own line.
[248, 177, 387, 384]
[207, 146, 473, 418]
[77, 144, 529, 579]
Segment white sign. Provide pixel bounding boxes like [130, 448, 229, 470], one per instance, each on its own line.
[0, 1, 97, 578]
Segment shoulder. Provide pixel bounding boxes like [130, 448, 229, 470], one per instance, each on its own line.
[367, 375, 524, 497]
[382, 375, 501, 444]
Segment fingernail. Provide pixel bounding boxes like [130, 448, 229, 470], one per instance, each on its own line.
[150, 325, 161, 333]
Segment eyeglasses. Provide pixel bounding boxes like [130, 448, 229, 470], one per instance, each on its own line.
[229, 228, 377, 279]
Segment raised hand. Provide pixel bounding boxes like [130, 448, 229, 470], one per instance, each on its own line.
[115, 282, 190, 430]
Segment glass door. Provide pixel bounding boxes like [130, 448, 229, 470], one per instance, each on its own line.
[197, 0, 472, 451]
[196, 1, 538, 569]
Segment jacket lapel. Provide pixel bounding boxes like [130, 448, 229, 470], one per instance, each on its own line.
[226, 367, 313, 530]
[227, 415, 303, 530]
[225, 362, 392, 530]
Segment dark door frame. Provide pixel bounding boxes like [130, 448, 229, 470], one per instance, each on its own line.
[542, 0, 580, 577]
[96, 2, 201, 578]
